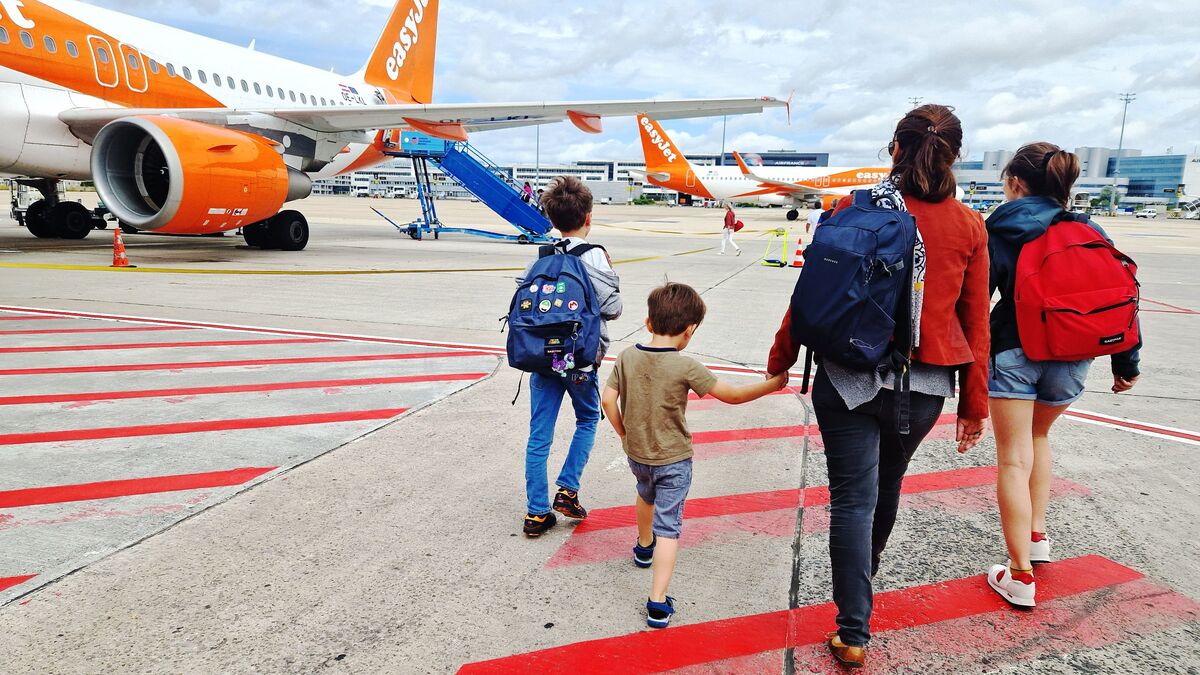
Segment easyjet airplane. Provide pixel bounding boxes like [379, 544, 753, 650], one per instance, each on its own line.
[0, 0, 782, 249]
[634, 115, 890, 221]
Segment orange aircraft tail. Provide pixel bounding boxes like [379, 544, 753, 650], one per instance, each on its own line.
[361, 0, 439, 104]
[636, 115, 712, 198]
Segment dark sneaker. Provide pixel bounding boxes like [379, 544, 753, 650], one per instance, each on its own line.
[646, 596, 676, 629]
[523, 512, 557, 537]
[553, 488, 588, 520]
[633, 534, 656, 568]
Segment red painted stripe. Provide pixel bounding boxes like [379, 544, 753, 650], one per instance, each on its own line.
[0, 467, 276, 508]
[1065, 410, 1200, 443]
[690, 413, 958, 446]
[0, 315, 70, 321]
[573, 465, 999, 535]
[0, 326, 191, 336]
[0, 372, 488, 406]
[457, 555, 1142, 674]
[0, 337, 332, 354]
[0, 408, 408, 446]
[0, 575, 36, 593]
[0, 350, 496, 377]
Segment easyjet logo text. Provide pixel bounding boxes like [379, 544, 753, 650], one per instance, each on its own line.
[0, 0, 35, 29]
[855, 171, 889, 181]
[640, 117, 678, 163]
[385, 0, 431, 80]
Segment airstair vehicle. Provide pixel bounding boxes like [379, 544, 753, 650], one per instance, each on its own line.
[375, 133, 556, 244]
[1180, 196, 1200, 220]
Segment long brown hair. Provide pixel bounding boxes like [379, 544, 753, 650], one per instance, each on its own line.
[889, 104, 962, 202]
[1002, 142, 1081, 208]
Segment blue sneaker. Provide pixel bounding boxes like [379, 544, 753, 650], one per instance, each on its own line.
[633, 534, 656, 568]
[646, 596, 675, 629]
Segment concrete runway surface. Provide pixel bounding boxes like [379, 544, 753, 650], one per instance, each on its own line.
[0, 195, 1197, 673]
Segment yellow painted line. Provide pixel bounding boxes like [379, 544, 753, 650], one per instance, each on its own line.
[0, 247, 713, 276]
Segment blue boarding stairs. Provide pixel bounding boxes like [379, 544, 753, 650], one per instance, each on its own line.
[376, 133, 556, 244]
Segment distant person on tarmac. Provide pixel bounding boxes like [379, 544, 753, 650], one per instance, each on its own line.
[521, 181, 533, 204]
[536, 188, 546, 213]
[602, 282, 785, 628]
[984, 143, 1142, 609]
[516, 176, 622, 538]
[766, 104, 991, 669]
[806, 206, 822, 233]
[720, 204, 742, 255]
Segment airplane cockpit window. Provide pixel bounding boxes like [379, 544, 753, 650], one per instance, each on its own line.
[43, 36, 56, 53]
[19, 31, 33, 49]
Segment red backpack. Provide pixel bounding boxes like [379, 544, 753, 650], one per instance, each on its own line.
[1014, 212, 1139, 361]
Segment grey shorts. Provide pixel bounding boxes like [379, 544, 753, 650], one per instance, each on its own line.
[627, 457, 692, 539]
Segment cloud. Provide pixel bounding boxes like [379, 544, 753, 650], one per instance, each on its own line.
[85, 0, 1200, 163]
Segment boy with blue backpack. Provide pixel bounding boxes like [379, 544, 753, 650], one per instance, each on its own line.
[508, 176, 622, 537]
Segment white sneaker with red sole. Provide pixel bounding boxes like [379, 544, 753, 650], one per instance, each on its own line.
[1029, 536, 1051, 564]
[988, 564, 1036, 608]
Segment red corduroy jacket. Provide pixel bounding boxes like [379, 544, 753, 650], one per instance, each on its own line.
[768, 195, 992, 420]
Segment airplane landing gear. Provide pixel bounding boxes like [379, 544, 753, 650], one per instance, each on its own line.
[25, 200, 57, 238]
[19, 179, 97, 239]
[48, 201, 93, 239]
[786, 208, 799, 221]
[269, 210, 309, 251]
[242, 221, 272, 248]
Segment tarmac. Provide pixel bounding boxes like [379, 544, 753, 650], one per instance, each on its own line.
[0, 194, 1197, 673]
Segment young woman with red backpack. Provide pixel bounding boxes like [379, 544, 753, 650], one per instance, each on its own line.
[985, 143, 1142, 608]
[767, 105, 992, 668]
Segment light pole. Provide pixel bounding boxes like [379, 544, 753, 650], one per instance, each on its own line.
[1110, 92, 1136, 214]
[535, 125, 541, 190]
[908, 96, 922, 110]
[719, 116, 727, 166]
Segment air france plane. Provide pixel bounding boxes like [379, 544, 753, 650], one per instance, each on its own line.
[0, 0, 782, 249]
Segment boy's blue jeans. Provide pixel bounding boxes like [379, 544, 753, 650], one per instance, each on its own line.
[524, 370, 601, 516]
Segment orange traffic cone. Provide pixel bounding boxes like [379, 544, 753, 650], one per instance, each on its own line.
[790, 235, 805, 268]
[111, 227, 135, 268]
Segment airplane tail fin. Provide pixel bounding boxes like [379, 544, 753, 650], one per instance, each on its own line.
[361, 0, 439, 104]
[637, 115, 693, 177]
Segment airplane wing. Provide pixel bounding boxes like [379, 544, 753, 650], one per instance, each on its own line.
[59, 97, 784, 143]
[625, 168, 672, 183]
[731, 151, 822, 194]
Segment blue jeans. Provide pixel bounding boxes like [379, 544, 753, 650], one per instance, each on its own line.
[811, 367, 946, 647]
[524, 370, 601, 516]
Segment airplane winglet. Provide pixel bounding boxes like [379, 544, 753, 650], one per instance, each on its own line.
[732, 151, 751, 174]
[785, 90, 794, 125]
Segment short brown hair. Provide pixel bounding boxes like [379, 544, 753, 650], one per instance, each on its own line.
[541, 176, 592, 233]
[1003, 142, 1081, 209]
[890, 104, 962, 202]
[647, 283, 706, 336]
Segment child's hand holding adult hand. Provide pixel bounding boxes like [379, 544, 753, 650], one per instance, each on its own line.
[956, 417, 986, 454]
[1112, 375, 1138, 393]
[767, 371, 789, 391]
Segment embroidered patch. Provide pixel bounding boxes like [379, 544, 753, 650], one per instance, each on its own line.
[554, 299, 564, 308]
[556, 281, 567, 294]
[538, 299, 552, 313]
[567, 300, 579, 311]
[542, 284, 555, 295]
[519, 299, 533, 312]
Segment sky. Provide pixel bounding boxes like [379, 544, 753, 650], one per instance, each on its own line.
[90, 0, 1200, 166]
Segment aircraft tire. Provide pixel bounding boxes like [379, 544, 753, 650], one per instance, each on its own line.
[270, 210, 309, 251]
[786, 209, 799, 221]
[242, 221, 273, 248]
[119, 223, 139, 235]
[50, 202, 93, 240]
[25, 200, 58, 238]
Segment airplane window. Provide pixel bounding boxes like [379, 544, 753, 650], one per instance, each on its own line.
[289, 90, 296, 102]
[0, 27, 8, 44]
[43, 36, 56, 53]
[253, 82, 261, 95]
[166, 63, 176, 77]
[300, 93, 308, 104]
[148, 59, 160, 74]
[241, 79, 249, 93]
[20, 31, 33, 49]
[198, 70, 207, 84]
[226, 76, 234, 89]
[182, 66, 192, 80]
[126, 53, 140, 70]
[96, 46, 110, 63]
[265, 84, 273, 97]
[320, 97, 327, 106]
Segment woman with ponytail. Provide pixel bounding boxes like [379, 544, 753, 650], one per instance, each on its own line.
[985, 143, 1142, 608]
[766, 105, 992, 668]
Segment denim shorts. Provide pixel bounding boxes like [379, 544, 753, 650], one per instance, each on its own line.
[988, 347, 1092, 406]
[627, 457, 692, 539]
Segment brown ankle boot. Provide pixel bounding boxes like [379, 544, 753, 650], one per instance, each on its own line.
[827, 632, 866, 669]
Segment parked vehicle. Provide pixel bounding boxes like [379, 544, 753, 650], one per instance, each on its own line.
[1135, 208, 1158, 219]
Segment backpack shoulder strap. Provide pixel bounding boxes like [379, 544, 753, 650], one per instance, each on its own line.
[566, 243, 605, 258]
[538, 241, 569, 259]
[852, 189, 874, 208]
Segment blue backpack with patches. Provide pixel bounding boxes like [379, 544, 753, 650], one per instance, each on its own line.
[506, 242, 603, 375]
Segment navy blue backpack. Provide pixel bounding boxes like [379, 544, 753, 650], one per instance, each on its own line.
[790, 190, 918, 429]
[506, 242, 603, 375]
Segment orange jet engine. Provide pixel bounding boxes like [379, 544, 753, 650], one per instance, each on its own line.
[91, 117, 311, 234]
